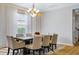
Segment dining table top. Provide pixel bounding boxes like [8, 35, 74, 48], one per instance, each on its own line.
[13, 36, 33, 40]
[13, 34, 52, 41]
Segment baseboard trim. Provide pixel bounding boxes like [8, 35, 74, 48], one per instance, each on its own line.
[57, 42, 74, 46]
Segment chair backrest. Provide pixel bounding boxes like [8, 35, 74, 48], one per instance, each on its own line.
[42, 35, 51, 46]
[7, 36, 14, 49]
[26, 33, 32, 37]
[7, 35, 25, 49]
[51, 34, 58, 44]
[16, 34, 24, 37]
[34, 32, 40, 35]
[32, 35, 42, 49]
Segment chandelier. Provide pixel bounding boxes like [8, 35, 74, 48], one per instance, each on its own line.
[27, 4, 40, 17]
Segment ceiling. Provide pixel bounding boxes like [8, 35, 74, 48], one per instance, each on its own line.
[13, 3, 78, 12]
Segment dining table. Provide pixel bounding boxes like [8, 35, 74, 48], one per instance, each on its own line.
[13, 36, 33, 44]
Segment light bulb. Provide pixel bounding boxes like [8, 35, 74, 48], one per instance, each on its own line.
[27, 8, 32, 12]
[33, 8, 36, 11]
[36, 10, 39, 13]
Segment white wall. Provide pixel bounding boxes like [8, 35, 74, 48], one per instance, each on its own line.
[0, 4, 7, 48]
[28, 16, 41, 34]
[0, 4, 17, 48]
[5, 5, 17, 36]
[41, 4, 79, 45]
[36, 16, 41, 32]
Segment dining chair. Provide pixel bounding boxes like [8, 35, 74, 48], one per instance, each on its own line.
[16, 34, 24, 37]
[7, 36, 25, 55]
[26, 33, 32, 37]
[50, 34, 58, 51]
[42, 35, 51, 54]
[26, 33, 33, 44]
[25, 35, 42, 55]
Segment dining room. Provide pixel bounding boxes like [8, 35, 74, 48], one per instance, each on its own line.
[1, 3, 79, 55]
[0, 3, 59, 55]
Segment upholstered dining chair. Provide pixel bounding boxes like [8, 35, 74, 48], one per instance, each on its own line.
[42, 35, 51, 54]
[26, 33, 33, 44]
[50, 34, 58, 51]
[26, 33, 32, 37]
[25, 35, 42, 55]
[7, 36, 25, 55]
[16, 34, 24, 37]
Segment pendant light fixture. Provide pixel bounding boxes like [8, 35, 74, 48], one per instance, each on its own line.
[27, 3, 40, 17]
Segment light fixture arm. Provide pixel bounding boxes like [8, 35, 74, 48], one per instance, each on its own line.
[27, 3, 40, 17]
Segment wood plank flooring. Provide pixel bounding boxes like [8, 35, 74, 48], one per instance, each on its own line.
[52, 43, 79, 55]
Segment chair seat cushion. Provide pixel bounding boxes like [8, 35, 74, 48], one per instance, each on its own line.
[25, 44, 41, 50]
[26, 44, 33, 49]
[13, 41, 25, 49]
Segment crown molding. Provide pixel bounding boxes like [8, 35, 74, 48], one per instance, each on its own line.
[0, 3, 28, 11]
[43, 4, 79, 12]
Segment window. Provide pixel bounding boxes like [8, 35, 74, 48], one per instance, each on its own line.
[16, 12, 28, 34]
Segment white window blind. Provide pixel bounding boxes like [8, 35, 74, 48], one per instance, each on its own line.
[16, 10, 29, 34]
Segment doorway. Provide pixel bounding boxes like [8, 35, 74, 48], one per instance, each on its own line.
[72, 9, 79, 45]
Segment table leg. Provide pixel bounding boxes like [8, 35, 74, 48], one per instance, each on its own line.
[23, 48, 28, 55]
[23, 48, 31, 55]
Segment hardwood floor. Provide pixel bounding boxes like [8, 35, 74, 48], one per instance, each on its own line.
[52, 43, 79, 55]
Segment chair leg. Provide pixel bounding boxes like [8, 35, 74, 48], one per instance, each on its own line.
[52, 44, 53, 51]
[19, 49, 22, 54]
[42, 47, 45, 54]
[41, 49, 44, 55]
[19, 49, 24, 55]
[49, 44, 51, 50]
[39, 50, 41, 55]
[13, 49, 15, 55]
[42, 49, 44, 54]
[55, 44, 57, 49]
[48, 47, 50, 52]
[33, 50, 35, 55]
[28, 49, 30, 54]
[7, 48, 10, 55]
[16, 49, 19, 55]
